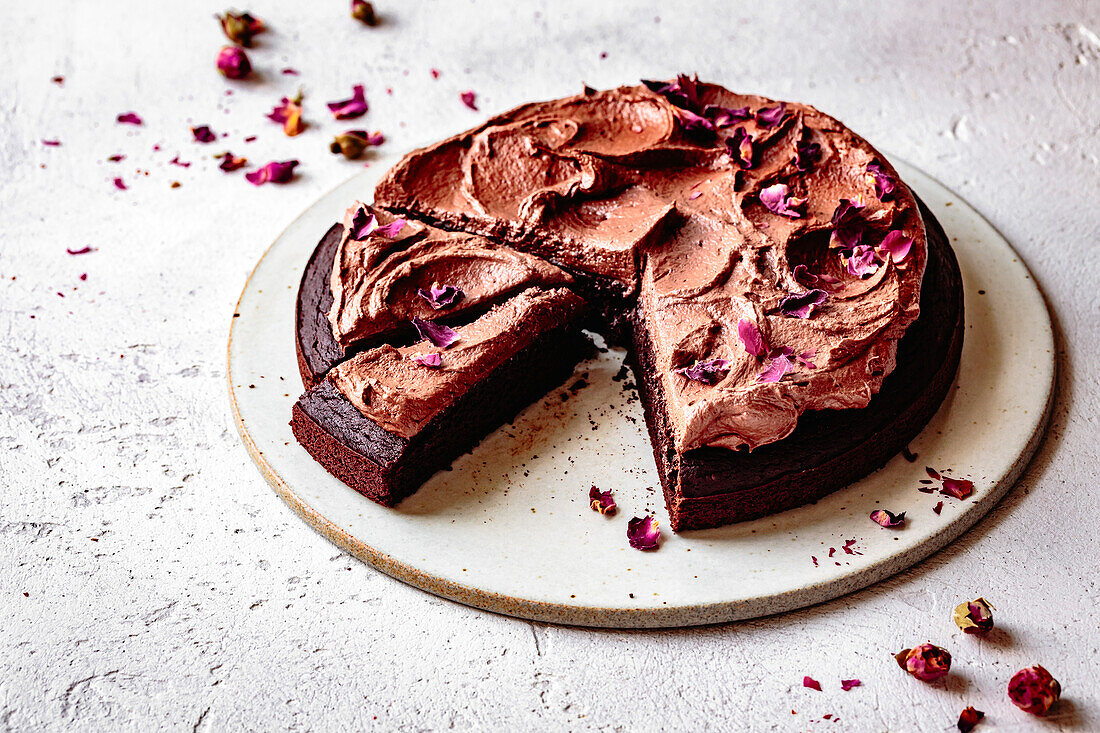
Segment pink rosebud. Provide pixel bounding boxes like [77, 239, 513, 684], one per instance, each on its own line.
[957, 706, 984, 732]
[217, 46, 252, 79]
[589, 486, 616, 515]
[953, 598, 995, 634]
[627, 515, 661, 550]
[330, 129, 384, 159]
[327, 85, 368, 119]
[460, 90, 478, 111]
[351, 0, 379, 25]
[217, 11, 264, 46]
[1008, 666, 1060, 716]
[895, 643, 951, 682]
[244, 160, 298, 185]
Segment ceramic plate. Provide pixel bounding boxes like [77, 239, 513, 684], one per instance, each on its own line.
[228, 155, 1054, 628]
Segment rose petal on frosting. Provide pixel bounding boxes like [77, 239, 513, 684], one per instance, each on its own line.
[759, 183, 806, 218]
[792, 264, 819, 286]
[802, 676, 822, 691]
[703, 104, 751, 127]
[953, 598, 995, 635]
[878, 230, 914, 265]
[795, 349, 817, 369]
[845, 245, 879, 279]
[830, 197, 866, 249]
[840, 679, 862, 691]
[191, 125, 216, 143]
[267, 92, 305, 136]
[244, 159, 298, 185]
[410, 352, 442, 368]
[779, 289, 828, 318]
[112, 177, 127, 190]
[589, 486, 617, 516]
[675, 107, 716, 140]
[460, 90, 478, 111]
[641, 74, 699, 110]
[757, 354, 792, 383]
[217, 11, 264, 46]
[216, 151, 247, 171]
[870, 509, 906, 528]
[411, 316, 460, 348]
[755, 103, 787, 127]
[957, 706, 985, 732]
[737, 318, 767, 357]
[941, 477, 974, 500]
[674, 358, 732, 386]
[627, 515, 661, 550]
[795, 140, 821, 172]
[417, 283, 464, 309]
[866, 162, 897, 201]
[327, 84, 368, 119]
[216, 46, 252, 79]
[1008, 665, 1060, 716]
[116, 112, 143, 125]
[727, 127, 755, 169]
[895, 644, 951, 682]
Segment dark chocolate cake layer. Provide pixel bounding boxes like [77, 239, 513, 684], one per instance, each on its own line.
[295, 223, 344, 387]
[630, 199, 963, 531]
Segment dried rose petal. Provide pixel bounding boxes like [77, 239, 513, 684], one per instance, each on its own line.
[460, 90, 478, 111]
[802, 676, 822, 691]
[866, 162, 897, 201]
[926, 466, 942, 480]
[933, 501, 944, 514]
[675, 358, 732, 386]
[757, 354, 792, 383]
[830, 197, 866, 249]
[66, 246, 94, 256]
[417, 283, 464, 309]
[330, 129, 384, 159]
[410, 352, 442, 368]
[267, 92, 305, 136]
[112, 177, 127, 190]
[216, 151, 247, 171]
[675, 108, 716, 139]
[589, 486, 616, 516]
[327, 84, 368, 119]
[795, 140, 821, 172]
[755, 103, 787, 127]
[727, 127, 755, 169]
[794, 349, 817, 369]
[792, 264, 819, 286]
[169, 155, 191, 168]
[244, 160, 298, 185]
[1008, 665, 1060, 716]
[217, 46, 252, 79]
[841, 679, 862, 691]
[42, 139, 61, 146]
[627, 515, 660, 550]
[641, 74, 699, 110]
[737, 318, 767, 357]
[779, 289, 828, 318]
[941, 477, 974, 500]
[282, 68, 299, 76]
[845, 245, 879, 279]
[895, 643, 951, 682]
[351, 0, 378, 25]
[191, 125, 216, 143]
[411, 316, 460, 348]
[957, 706, 985, 732]
[953, 598, 995, 634]
[878, 230, 914, 264]
[870, 509, 906, 528]
[217, 11, 264, 46]
[703, 104, 750, 127]
[759, 183, 806, 218]
[116, 112, 143, 125]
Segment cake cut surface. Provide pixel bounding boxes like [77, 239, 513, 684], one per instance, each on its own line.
[292, 77, 964, 531]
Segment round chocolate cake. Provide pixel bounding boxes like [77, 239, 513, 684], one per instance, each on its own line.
[291, 77, 964, 532]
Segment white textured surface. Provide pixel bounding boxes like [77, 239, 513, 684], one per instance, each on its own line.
[1, 0, 1096, 730]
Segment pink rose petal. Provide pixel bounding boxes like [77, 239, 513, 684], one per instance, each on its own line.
[411, 352, 442, 369]
[759, 183, 806, 218]
[941, 477, 974, 500]
[845, 245, 879, 279]
[411, 316, 460, 348]
[757, 354, 792, 383]
[865, 162, 897, 201]
[626, 515, 660, 550]
[42, 139, 61, 146]
[779, 289, 828, 318]
[795, 140, 821, 172]
[460, 90, 478, 111]
[830, 197, 866, 249]
[738, 318, 767, 357]
[755, 103, 787, 127]
[589, 486, 617, 515]
[674, 358, 731, 386]
[244, 160, 298, 185]
[870, 509, 905, 528]
[727, 127, 755, 169]
[417, 283, 464, 309]
[217, 152, 248, 172]
[116, 112, 143, 125]
[840, 679, 862, 691]
[66, 246, 94, 256]
[112, 177, 127, 190]
[878, 230, 914, 264]
[327, 84, 369, 119]
[703, 104, 750, 127]
[169, 155, 191, 168]
[191, 125, 216, 143]
[803, 676, 822, 691]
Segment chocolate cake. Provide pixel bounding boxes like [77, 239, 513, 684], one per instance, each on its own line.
[291, 77, 964, 531]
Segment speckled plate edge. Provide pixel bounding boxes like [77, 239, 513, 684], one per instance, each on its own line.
[227, 159, 1054, 629]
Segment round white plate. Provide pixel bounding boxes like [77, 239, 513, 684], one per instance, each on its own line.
[228, 155, 1054, 628]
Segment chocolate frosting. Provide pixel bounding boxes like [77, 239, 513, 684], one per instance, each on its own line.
[329, 287, 584, 439]
[373, 80, 927, 451]
[328, 203, 572, 348]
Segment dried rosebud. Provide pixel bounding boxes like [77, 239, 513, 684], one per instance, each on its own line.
[895, 643, 951, 682]
[191, 125, 217, 143]
[460, 90, 478, 111]
[411, 352, 442, 369]
[327, 85, 369, 119]
[329, 130, 384, 159]
[957, 706, 984, 732]
[674, 357, 731, 386]
[589, 486, 616, 515]
[953, 598, 995, 635]
[216, 45, 252, 79]
[627, 515, 660, 550]
[870, 509, 906, 528]
[351, 0, 378, 26]
[267, 92, 305, 136]
[1008, 665, 1060, 716]
[216, 151, 247, 171]
[411, 316, 460, 348]
[418, 283, 464, 310]
[759, 183, 806, 218]
[737, 318, 767, 357]
[779, 289, 828, 318]
[244, 160, 298, 185]
[217, 11, 265, 46]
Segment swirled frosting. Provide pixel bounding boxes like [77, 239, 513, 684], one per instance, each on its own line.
[373, 80, 927, 451]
